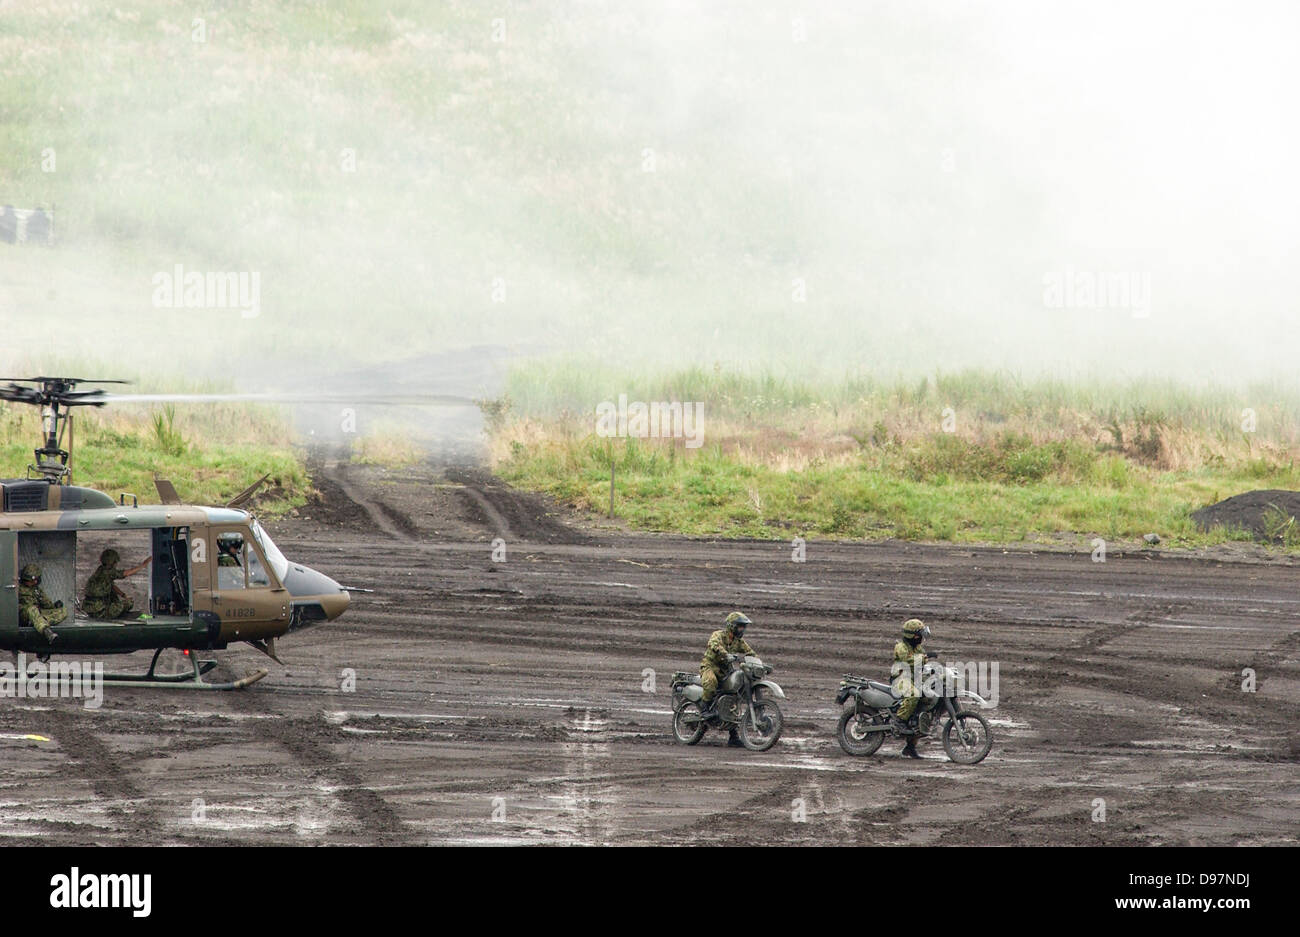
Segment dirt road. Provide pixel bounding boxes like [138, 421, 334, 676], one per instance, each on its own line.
[2, 461, 1296, 845]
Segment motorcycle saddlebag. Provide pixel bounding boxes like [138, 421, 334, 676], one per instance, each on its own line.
[859, 686, 895, 709]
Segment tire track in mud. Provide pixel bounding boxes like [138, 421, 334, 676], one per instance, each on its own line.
[455, 483, 514, 541]
[669, 775, 807, 844]
[1263, 629, 1300, 663]
[444, 466, 593, 545]
[1043, 621, 1148, 659]
[317, 462, 418, 542]
[42, 709, 162, 842]
[313, 459, 593, 552]
[264, 715, 409, 842]
[220, 682, 411, 843]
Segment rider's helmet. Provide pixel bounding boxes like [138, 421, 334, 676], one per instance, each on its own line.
[725, 611, 752, 638]
[100, 548, 120, 566]
[902, 618, 931, 645]
[19, 563, 41, 585]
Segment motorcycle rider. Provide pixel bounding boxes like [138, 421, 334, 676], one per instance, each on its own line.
[890, 618, 932, 759]
[700, 612, 756, 747]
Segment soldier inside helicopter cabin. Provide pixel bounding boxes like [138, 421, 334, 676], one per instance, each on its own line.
[19, 563, 66, 643]
[83, 548, 151, 619]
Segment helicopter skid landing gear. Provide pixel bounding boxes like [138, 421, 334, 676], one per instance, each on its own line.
[100, 648, 268, 690]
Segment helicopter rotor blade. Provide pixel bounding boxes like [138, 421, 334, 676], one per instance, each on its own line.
[0, 386, 42, 404]
[101, 392, 481, 406]
[0, 377, 130, 384]
[0, 377, 129, 408]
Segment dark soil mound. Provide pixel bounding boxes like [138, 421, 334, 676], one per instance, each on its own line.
[1191, 489, 1300, 540]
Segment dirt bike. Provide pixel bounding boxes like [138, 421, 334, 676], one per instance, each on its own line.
[835, 658, 993, 764]
[671, 654, 786, 751]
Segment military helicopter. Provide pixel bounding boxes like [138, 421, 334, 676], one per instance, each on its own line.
[0, 377, 351, 689]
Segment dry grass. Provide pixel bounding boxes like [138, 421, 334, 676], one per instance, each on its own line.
[489, 408, 1281, 478]
[351, 430, 425, 468]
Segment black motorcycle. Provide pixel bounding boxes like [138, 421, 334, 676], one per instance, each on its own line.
[671, 654, 786, 751]
[835, 659, 993, 764]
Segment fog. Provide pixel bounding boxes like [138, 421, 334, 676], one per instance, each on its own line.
[1, 0, 1296, 393]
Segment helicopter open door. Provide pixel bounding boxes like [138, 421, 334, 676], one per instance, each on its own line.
[0, 531, 16, 639]
[15, 529, 76, 614]
[150, 527, 191, 615]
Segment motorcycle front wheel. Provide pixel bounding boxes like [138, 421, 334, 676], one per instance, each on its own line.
[836, 706, 886, 756]
[739, 699, 783, 751]
[673, 701, 707, 745]
[942, 709, 993, 764]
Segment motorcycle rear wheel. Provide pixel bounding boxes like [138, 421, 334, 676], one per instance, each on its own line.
[836, 706, 886, 756]
[673, 701, 707, 745]
[942, 710, 993, 764]
[739, 699, 783, 751]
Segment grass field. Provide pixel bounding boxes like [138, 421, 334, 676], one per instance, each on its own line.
[489, 362, 1300, 549]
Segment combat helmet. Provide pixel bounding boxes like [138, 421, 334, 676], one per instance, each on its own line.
[725, 611, 752, 635]
[100, 548, 120, 566]
[19, 563, 41, 583]
[902, 618, 931, 644]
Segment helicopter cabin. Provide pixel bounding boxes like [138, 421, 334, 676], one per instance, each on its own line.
[0, 479, 291, 654]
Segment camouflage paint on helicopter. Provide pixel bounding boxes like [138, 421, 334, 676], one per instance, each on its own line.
[0, 377, 350, 688]
[0, 482, 349, 660]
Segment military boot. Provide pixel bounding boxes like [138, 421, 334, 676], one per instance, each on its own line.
[901, 739, 921, 759]
[726, 728, 744, 747]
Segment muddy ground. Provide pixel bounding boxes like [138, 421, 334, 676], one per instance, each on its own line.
[2, 460, 1297, 845]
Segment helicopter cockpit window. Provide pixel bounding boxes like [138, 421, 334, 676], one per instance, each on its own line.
[246, 548, 270, 587]
[250, 520, 289, 582]
[216, 533, 246, 590]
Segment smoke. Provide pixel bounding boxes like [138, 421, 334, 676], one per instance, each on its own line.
[1, 0, 1296, 392]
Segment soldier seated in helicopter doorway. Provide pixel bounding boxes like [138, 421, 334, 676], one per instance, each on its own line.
[19, 564, 66, 643]
[83, 548, 151, 619]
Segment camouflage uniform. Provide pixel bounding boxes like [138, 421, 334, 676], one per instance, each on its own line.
[216, 548, 243, 592]
[19, 568, 66, 637]
[699, 614, 755, 704]
[83, 550, 133, 619]
[892, 638, 926, 720]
